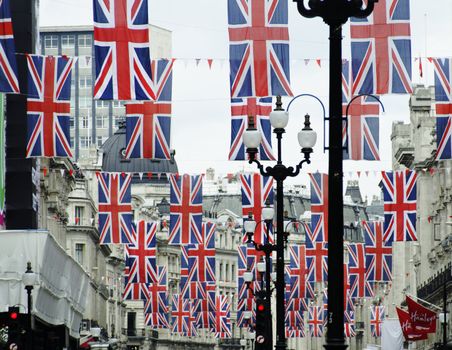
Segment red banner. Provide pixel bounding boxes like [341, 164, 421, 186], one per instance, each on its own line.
[396, 307, 429, 341]
[406, 296, 437, 333]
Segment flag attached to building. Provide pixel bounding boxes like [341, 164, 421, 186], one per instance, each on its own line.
[288, 244, 314, 299]
[350, 0, 412, 95]
[406, 296, 437, 334]
[348, 243, 374, 299]
[97, 172, 134, 244]
[306, 239, 328, 282]
[309, 173, 328, 242]
[214, 295, 232, 338]
[144, 266, 169, 329]
[395, 306, 428, 341]
[342, 60, 381, 160]
[169, 174, 203, 245]
[363, 221, 392, 282]
[229, 97, 275, 161]
[0, 0, 19, 93]
[429, 57, 452, 160]
[370, 305, 385, 337]
[26, 55, 74, 158]
[93, 0, 153, 100]
[227, 0, 292, 97]
[240, 173, 274, 244]
[308, 306, 325, 337]
[125, 220, 157, 284]
[381, 170, 417, 242]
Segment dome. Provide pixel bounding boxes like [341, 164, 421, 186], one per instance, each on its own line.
[101, 122, 178, 182]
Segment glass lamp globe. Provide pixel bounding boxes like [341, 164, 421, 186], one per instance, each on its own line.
[244, 218, 257, 234]
[298, 114, 317, 148]
[262, 205, 274, 221]
[23, 262, 37, 287]
[243, 272, 254, 283]
[269, 109, 289, 129]
[257, 262, 266, 273]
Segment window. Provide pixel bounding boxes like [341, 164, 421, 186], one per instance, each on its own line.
[97, 136, 105, 148]
[80, 115, 89, 129]
[75, 243, 84, 265]
[70, 116, 75, 128]
[113, 101, 125, 108]
[80, 136, 91, 149]
[231, 264, 236, 281]
[96, 100, 109, 109]
[78, 34, 92, 48]
[225, 263, 229, 281]
[219, 263, 223, 281]
[79, 76, 92, 89]
[96, 115, 108, 129]
[61, 35, 75, 48]
[79, 96, 92, 109]
[75, 206, 84, 225]
[113, 115, 123, 129]
[44, 35, 58, 49]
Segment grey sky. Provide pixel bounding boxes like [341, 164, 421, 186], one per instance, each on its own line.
[39, 0, 452, 199]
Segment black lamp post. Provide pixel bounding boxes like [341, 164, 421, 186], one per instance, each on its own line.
[23, 261, 37, 350]
[292, 1, 378, 349]
[243, 96, 318, 350]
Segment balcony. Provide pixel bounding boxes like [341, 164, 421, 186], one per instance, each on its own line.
[394, 146, 415, 168]
[417, 263, 452, 302]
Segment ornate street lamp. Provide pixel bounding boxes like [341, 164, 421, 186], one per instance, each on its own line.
[292, 1, 378, 349]
[243, 96, 318, 350]
[23, 261, 37, 350]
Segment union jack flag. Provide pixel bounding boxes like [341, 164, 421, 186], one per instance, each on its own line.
[288, 245, 314, 299]
[285, 309, 303, 329]
[93, 0, 153, 100]
[237, 298, 255, 327]
[240, 173, 274, 244]
[169, 174, 203, 245]
[179, 245, 198, 300]
[350, 0, 412, 95]
[194, 283, 216, 329]
[286, 297, 309, 313]
[285, 326, 305, 338]
[348, 243, 374, 299]
[308, 306, 325, 337]
[363, 221, 393, 282]
[370, 305, 385, 337]
[125, 220, 157, 284]
[144, 266, 169, 329]
[429, 57, 452, 160]
[227, 0, 292, 97]
[125, 59, 174, 159]
[26, 55, 74, 158]
[342, 60, 381, 160]
[189, 222, 216, 283]
[306, 237, 328, 282]
[97, 172, 134, 244]
[229, 97, 275, 161]
[171, 294, 190, 335]
[214, 295, 232, 338]
[123, 282, 149, 301]
[0, 0, 18, 93]
[309, 173, 328, 242]
[381, 170, 417, 242]
[344, 321, 356, 338]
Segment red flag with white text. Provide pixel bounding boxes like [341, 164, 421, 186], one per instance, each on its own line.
[406, 296, 437, 333]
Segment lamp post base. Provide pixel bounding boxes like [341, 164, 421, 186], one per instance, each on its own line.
[323, 339, 348, 350]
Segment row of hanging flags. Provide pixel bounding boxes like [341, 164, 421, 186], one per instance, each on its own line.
[0, 0, 450, 161]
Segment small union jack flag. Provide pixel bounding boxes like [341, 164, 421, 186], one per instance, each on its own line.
[308, 306, 326, 337]
[429, 57, 452, 160]
[342, 60, 381, 160]
[285, 326, 305, 338]
[180, 245, 198, 300]
[26, 55, 74, 158]
[309, 173, 328, 242]
[97, 172, 134, 244]
[363, 221, 393, 282]
[237, 298, 255, 327]
[0, 0, 19, 93]
[227, 0, 292, 97]
[288, 244, 314, 299]
[189, 222, 216, 283]
[229, 97, 275, 161]
[125, 220, 157, 284]
[240, 173, 274, 244]
[169, 174, 203, 245]
[285, 309, 303, 329]
[344, 321, 356, 338]
[306, 236, 328, 282]
[350, 0, 412, 95]
[123, 282, 149, 301]
[193, 283, 216, 329]
[144, 266, 169, 329]
[381, 170, 417, 242]
[93, 0, 153, 100]
[370, 305, 385, 337]
[348, 243, 374, 299]
[214, 295, 232, 338]
[285, 297, 309, 313]
[171, 294, 190, 335]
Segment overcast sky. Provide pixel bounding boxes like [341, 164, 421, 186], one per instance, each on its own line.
[39, 0, 452, 200]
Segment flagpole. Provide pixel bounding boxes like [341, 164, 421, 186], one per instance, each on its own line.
[404, 293, 443, 311]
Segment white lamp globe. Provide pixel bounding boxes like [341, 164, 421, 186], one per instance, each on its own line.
[257, 262, 266, 273]
[269, 109, 289, 129]
[243, 128, 262, 148]
[298, 114, 317, 149]
[244, 218, 257, 234]
[243, 272, 254, 283]
[262, 205, 274, 221]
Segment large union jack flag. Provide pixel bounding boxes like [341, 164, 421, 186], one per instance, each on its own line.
[169, 174, 203, 245]
[227, 0, 292, 97]
[187, 222, 216, 283]
[125, 59, 174, 159]
[0, 0, 18, 93]
[194, 283, 216, 329]
[381, 170, 417, 242]
[342, 60, 381, 160]
[214, 295, 232, 338]
[97, 172, 134, 244]
[306, 238, 328, 282]
[429, 57, 452, 160]
[240, 173, 274, 244]
[309, 173, 328, 242]
[171, 294, 190, 335]
[125, 220, 157, 284]
[26, 55, 74, 158]
[363, 221, 393, 282]
[229, 97, 275, 161]
[308, 306, 326, 337]
[370, 305, 385, 337]
[348, 243, 374, 299]
[123, 282, 149, 301]
[144, 266, 169, 329]
[288, 244, 314, 299]
[350, 0, 412, 95]
[93, 0, 152, 100]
